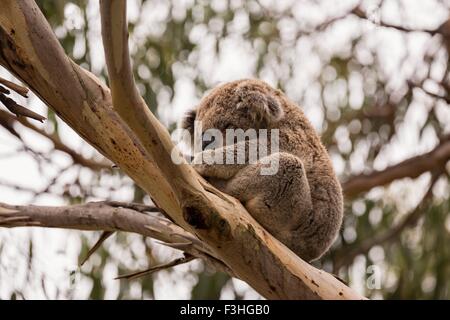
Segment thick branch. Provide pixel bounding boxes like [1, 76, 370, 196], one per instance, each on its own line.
[343, 136, 450, 197]
[100, 0, 197, 202]
[116, 255, 196, 280]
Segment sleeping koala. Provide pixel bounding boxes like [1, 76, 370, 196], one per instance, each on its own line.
[181, 79, 343, 262]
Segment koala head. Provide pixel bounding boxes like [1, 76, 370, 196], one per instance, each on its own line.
[182, 79, 284, 149]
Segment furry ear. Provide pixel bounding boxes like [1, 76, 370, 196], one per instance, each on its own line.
[235, 86, 284, 124]
[181, 109, 197, 133]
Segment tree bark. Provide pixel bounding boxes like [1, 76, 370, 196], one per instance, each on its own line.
[0, 0, 365, 300]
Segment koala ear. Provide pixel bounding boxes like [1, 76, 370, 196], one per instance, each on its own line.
[181, 109, 197, 133]
[235, 87, 284, 124]
[265, 95, 284, 121]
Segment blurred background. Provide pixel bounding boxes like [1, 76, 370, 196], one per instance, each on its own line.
[0, 0, 449, 299]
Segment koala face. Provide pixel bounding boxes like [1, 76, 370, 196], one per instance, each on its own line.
[182, 79, 284, 149]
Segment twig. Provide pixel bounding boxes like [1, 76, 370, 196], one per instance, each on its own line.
[0, 76, 29, 97]
[0, 93, 45, 122]
[115, 255, 196, 280]
[78, 204, 163, 266]
[80, 231, 114, 266]
[351, 7, 439, 35]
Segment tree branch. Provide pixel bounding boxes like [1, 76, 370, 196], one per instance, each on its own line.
[0, 75, 29, 97]
[0, 92, 45, 122]
[0, 201, 230, 274]
[351, 7, 439, 35]
[100, 0, 196, 208]
[335, 171, 441, 270]
[115, 255, 196, 280]
[342, 135, 450, 197]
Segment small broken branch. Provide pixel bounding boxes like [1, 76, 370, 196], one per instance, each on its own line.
[0, 75, 29, 97]
[80, 231, 114, 266]
[0, 109, 111, 170]
[0, 93, 45, 122]
[115, 255, 196, 280]
[0, 75, 44, 121]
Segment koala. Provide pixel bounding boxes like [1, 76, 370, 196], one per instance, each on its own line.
[181, 79, 343, 262]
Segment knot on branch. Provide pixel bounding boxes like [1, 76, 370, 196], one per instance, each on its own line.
[0, 27, 29, 72]
[182, 203, 233, 243]
[183, 206, 209, 229]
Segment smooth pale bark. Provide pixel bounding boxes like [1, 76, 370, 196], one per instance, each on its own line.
[0, 0, 365, 300]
